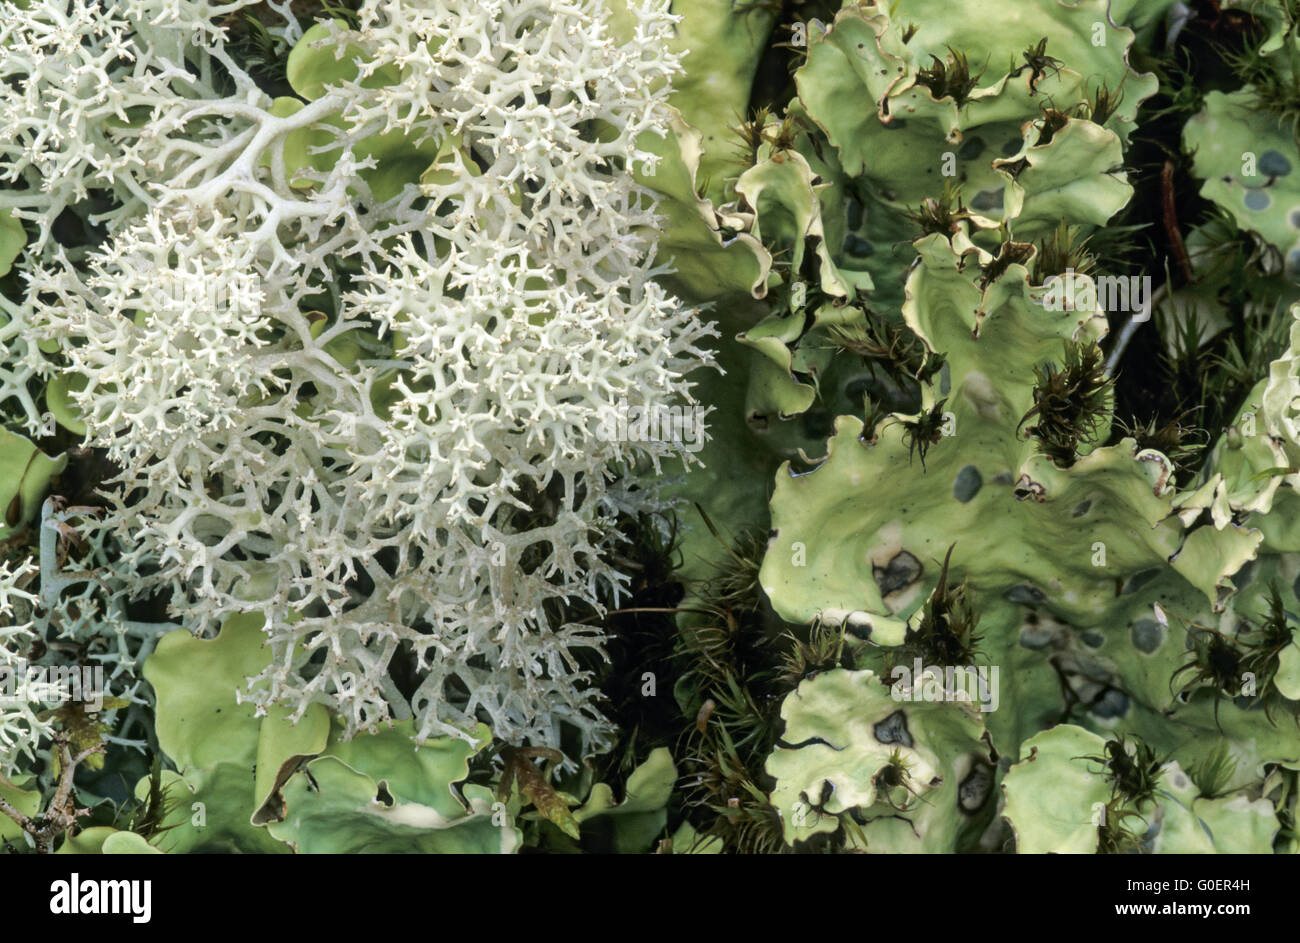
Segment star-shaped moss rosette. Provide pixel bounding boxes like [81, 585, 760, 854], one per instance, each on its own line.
[1120, 638, 1300, 780]
[794, 0, 1155, 227]
[764, 668, 994, 851]
[1002, 725, 1279, 853]
[757, 223, 1265, 755]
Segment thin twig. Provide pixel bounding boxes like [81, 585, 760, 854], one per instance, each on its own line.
[1162, 159, 1195, 284]
[0, 736, 105, 853]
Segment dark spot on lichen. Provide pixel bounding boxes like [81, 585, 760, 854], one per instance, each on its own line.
[847, 619, 872, 641]
[846, 198, 864, 231]
[1090, 687, 1129, 718]
[1260, 149, 1292, 176]
[874, 550, 923, 596]
[1001, 137, 1023, 156]
[1245, 189, 1271, 211]
[958, 761, 994, 813]
[843, 233, 874, 257]
[1078, 659, 1112, 683]
[873, 709, 913, 747]
[953, 465, 982, 503]
[956, 135, 985, 160]
[1122, 568, 1161, 595]
[1071, 499, 1091, 518]
[1018, 620, 1056, 650]
[1081, 630, 1104, 649]
[1131, 618, 1163, 653]
[970, 188, 1002, 211]
[1230, 559, 1256, 591]
[1005, 584, 1047, 604]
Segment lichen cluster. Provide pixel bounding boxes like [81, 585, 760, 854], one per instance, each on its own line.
[3, 0, 1300, 856]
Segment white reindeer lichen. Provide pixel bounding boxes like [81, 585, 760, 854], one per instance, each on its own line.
[3, 0, 713, 756]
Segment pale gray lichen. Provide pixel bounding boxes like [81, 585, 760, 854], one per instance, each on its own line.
[0, 554, 45, 773]
[7, 0, 716, 758]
